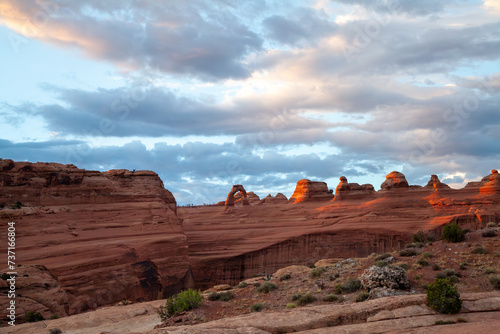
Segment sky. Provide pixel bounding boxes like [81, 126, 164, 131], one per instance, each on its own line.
[0, 0, 499, 205]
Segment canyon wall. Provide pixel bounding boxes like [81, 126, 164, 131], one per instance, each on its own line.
[0, 160, 192, 320]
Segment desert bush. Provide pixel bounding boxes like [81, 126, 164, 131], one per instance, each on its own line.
[296, 293, 317, 306]
[374, 260, 389, 268]
[250, 302, 263, 312]
[426, 278, 462, 314]
[1, 273, 10, 280]
[482, 229, 497, 238]
[237, 282, 248, 288]
[286, 303, 296, 309]
[25, 311, 45, 323]
[50, 313, 59, 319]
[219, 291, 233, 301]
[49, 329, 62, 334]
[421, 252, 434, 259]
[157, 289, 203, 321]
[375, 253, 392, 261]
[397, 263, 410, 270]
[490, 276, 500, 289]
[290, 293, 301, 301]
[399, 249, 417, 257]
[435, 320, 456, 325]
[413, 230, 428, 244]
[280, 274, 291, 281]
[340, 277, 361, 293]
[355, 291, 369, 302]
[405, 242, 423, 249]
[487, 222, 497, 228]
[323, 294, 339, 302]
[208, 291, 219, 301]
[257, 281, 277, 294]
[484, 267, 496, 274]
[417, 259, 429, 266]
[442, 222, 465, 243]
[471, 245, 488, 254]
[329, 273, 340, 281]
[432, 264, 441, 271]
[309, 267, 326, 278]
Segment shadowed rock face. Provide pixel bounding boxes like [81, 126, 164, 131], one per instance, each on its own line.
[0, 160, 192, 318]
[260, 193, 288, 204]
[289, 179, 334, 203]
[425, 175, 450, 190]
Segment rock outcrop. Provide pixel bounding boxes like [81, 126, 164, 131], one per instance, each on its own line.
[333, 176, 375, 201]
[424, 175, 450, 190]
[288, 179, 334, 203]
[381, 171, 409, 190]
[259, 193, 288, 204]
[243, 192, 261, 204]
[225, 185, 249, 206]
[0, 160, 192, 318]
[479, 169, 500, 195]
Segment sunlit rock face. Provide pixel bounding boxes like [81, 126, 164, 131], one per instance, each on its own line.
[288, 179, 334, 203]
[380, 171, 409, 190]
[424, 175, 451, 190]
[479, 170, 500, 195]
[333, 176, 376, 201]
[225, 184, 249, 206]
[0, 160, 191, 317]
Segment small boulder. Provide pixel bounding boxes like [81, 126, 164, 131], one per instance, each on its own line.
[360, 265, 410, 290]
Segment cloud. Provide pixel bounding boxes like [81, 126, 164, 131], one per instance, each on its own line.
[263, 7, 336, 46]
[0, 0, 262, 81]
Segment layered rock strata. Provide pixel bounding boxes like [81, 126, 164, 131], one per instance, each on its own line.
[288, 179, 334, 203]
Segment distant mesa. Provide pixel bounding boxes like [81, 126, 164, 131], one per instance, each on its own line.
[225, 184, 249, 206]
[333, 176, 375, 201]
[260, 193, 288, 204]
[380, 171, 409, 190]
[289, 179, 334, 203]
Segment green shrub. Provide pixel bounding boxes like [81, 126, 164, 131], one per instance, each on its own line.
[471, 245, 488, 254]
[286, 303, 296, 309]
[329, 273, 340, 281]
[421, 252, 434, 259]
[238, 282, 248, 288]
[340, 277, 361, 293]
[49, 329, 62, 334]
[375, 253, 392, 261]
[257, 281, 277, 294]
[208, 291, 220, 301]
[25, 311, 45, 323]
[322, 294, 339, 302]
[280, 274, 291, 281]
[490, 276, 500, 289]
[50, 313, 59, 319]
[374, 260, 389, 267]
[484, 267, 496, 274]
[487, 222, 497, 228]
[442, 222, 465, 243]
[250, 302, 263, 312]
[400, 249, 417, 257]
[290, 293, 301, 301]
[482, 229, 497, 238]
[218, 291, 233, 302]
[296, 293, 317, 306]
[426, 278, 462, 314]
[432, 264, 441, 271]
[413, 230, 428, 244]
[355, 291, 369, 302]
[1, 273, 10, 280]
[157, 289, 203, 321]
[417, 259, 429, 266]
[397, 263, 410, 270]
[309, 267, 326, 278]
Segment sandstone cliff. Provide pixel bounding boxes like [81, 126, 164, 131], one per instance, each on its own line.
[0, 160, 192, 319]
[288, 179, 334, 203]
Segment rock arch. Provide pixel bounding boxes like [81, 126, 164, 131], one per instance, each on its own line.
[225, 184, 249, 206]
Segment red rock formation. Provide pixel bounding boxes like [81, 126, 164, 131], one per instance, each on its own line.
[225, 185, 249, 206]
[333, 176, 375, 201]
[288, 179, 334, 203]
[260, 193, 288, 204]
[380, 171, 409, 190]
[424, 174, 450, 190]
[240, 191, 260, 204]
[0, 160, 192, 318]
[479, 169, 500, 195]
